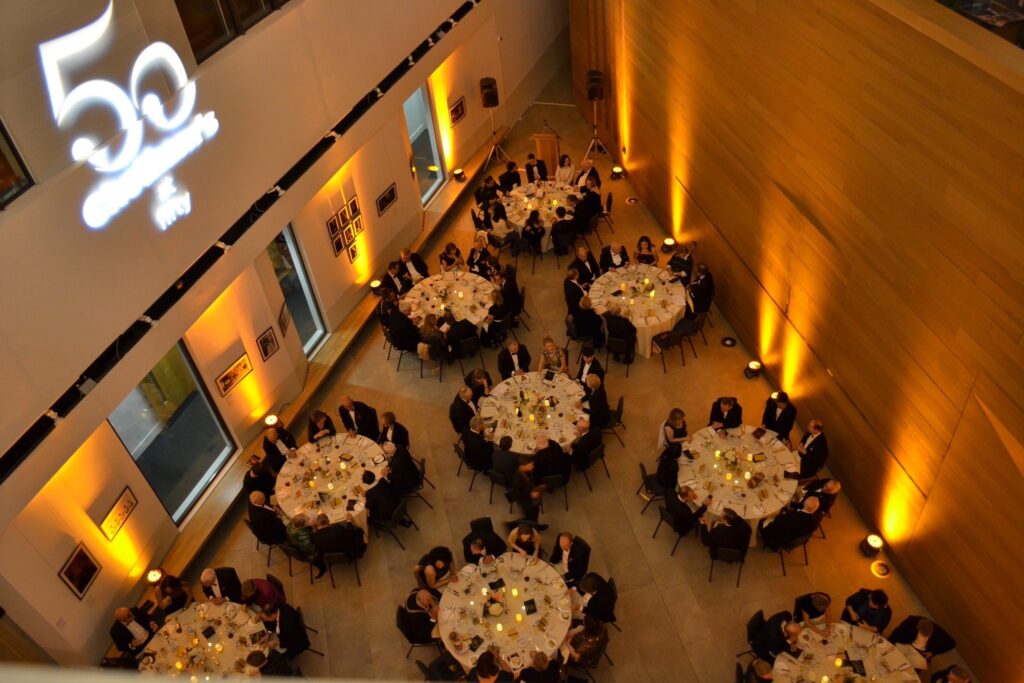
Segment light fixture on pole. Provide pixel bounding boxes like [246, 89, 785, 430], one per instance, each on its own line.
[480, 77, 509, 169]
[583, 70, 607, 161]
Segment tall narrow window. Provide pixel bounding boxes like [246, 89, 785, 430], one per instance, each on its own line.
[402, 85, 446, 204]
[266, 227, 325, 355]
[0, 120, 32, 208]
[109, 343, 235, 523]
[174, 0, 283, 63]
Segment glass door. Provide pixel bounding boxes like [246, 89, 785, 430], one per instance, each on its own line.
[402, 84, 446, 204]
[266, 227, 325, 355]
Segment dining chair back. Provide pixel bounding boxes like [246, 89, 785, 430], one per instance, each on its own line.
[636, 463, 665, 514]
[265, 573, 286, 601]
[709, 544, 746, 587]
[606, 577, 620, 629]
[653, 329, 687, 372]
[653, 506, 689, 555]
[323, 552, 362, 588]
[604, 336, 634, 376]
[603, 395, 626, 447]
[552, 232, 576, 268]
[539, 474, 569, 512]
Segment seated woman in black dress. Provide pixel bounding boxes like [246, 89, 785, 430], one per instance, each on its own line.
[156, 574, 192, 615]
[413, 546, 456, 598]
[418, 314, 450, 362]
[307, 410, 336, 442]
[662, 408, 688, 448]
[506, 523, 542, 560]
[634, 235, 658, 266]
[522, 210, 545, 252]
[439, 242, 464, 272]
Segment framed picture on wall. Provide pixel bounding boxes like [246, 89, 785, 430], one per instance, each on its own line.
[376, 183, 398, 216]
[337, 205, 349, 226]
[348, 197, 360, 220]
[257, 327, 279, 361]
[342, 224, 355, 244]
[278, 302, 291, 336]
[59, 542, 101, 600]
[351, 216, 363, 237]
[450, 96, 466, 126]
[216, 353, 253, 396]
[326, 213, 341, 238]
[99, 487, 137, 541]
[331, 234, 344, 256]
[347, 243, 358, 264]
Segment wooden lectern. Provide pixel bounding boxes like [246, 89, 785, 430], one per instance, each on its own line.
[532, 133, 560, 176]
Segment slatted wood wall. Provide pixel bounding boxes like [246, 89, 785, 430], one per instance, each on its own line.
[569, 0, 1024, 680]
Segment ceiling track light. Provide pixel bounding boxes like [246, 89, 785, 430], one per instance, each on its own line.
[214, 241, 230, 253]
[271, 185, 285, 197]
[138, 315, 156, 327]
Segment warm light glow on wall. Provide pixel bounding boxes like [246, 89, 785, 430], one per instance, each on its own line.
[428, 66, 454, 170]
[780, 323, 804, 395]
[616, 2, 631, 164]
[351, 231, 372, 285]
[879, 460, 919, 543]
[758, 290, 782, 367]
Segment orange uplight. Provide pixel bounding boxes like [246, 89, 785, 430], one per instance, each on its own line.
[878, 460, 919, 544]
[351, 232, 371, 285]
[615, 0, 631, 162]
[428, 64, 454, 170]
[263, 414, 279, 427]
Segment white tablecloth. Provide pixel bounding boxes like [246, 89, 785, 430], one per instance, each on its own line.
[773, 622, 919, 682]
[677, 425, 798, 544]
[478, 372, 586, 453]
[588, 264, 689, 358]
[140, 601, 266, 677]
[501, 181, 576, 252]
[275, 434, 386, 536]
[438, 553, 573, 675]
[403, 272, 496, 326]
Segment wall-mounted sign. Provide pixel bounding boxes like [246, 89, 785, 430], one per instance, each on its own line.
[376, 183, 398, 216]
[216, 353, 253, 397]
[99, 486, 137, 541]
[38, 1, 219, 232]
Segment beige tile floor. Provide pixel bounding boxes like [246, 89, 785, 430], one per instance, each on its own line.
[188, 70, 970, 682]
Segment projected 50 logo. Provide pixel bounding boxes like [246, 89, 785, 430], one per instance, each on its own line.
[39, 1, 219, 231]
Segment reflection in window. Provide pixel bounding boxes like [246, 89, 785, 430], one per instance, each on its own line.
[266, 227, 325, 355]
[0, 121, 32, 208]
[109, 343, 234, 522]
[174, 0, 282, 63]
[402, 85, 446, 204]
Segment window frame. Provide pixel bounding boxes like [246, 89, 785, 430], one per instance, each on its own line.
[278, 225, 327, 356]
[180, 0, 290, 64]
[0, 119, 34, 210]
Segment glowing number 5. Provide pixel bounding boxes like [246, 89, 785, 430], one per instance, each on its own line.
[38, 0, 196, 173]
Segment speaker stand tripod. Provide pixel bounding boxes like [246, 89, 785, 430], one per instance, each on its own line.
[485, 109, 510, 170]
[583, 99, 608, 161]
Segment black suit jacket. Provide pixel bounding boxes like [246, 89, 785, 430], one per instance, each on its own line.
[307, 415, 336, 443]
[708, 399, 743, 429]
[378, 271, 409, 294]
[365, 479, 400, 522]
[110, 608, 154, 655]
[497, 346, 532, 380]
[533, 442, 571, 483]
[449, 397, 476, 434]
[387, 308, 420, 353]
[564, 278, 586, 316]
[338, 401, 380, 440]
[525, 159, 548, 183]
[573, 309, 605, 347]
[388, 446, 421, 495]
[799, 432, 829, 478]
[761, 399, 797, 441]
[603, 313, 637, 345]
[753, 611, 796, 663]
[397, 253, 429, 281]
[700, 520, 752, 559]
[269, 602, 310, 658]
[249, 504, 288, 545]
[461, 428, 494, 472]
[581, 575, 615, 622]
[262, 428, 297, 471]
[569, 255, 601, 285]
[500, 279, 523, 315]
[379, 421, 410, 449]
[548, 537, 591, 586]
[499, 169, 522, 193]
[574, 167, 601, 188]
[262, 649, 294, 676]
[689, 273, 715, 313]
[667, 252, 693, 282]
[888, 615, 956, 657]
[570, 430, 602, 469]
[586, 385, 611, 430]
[243, 463, 277, 497]
[201, 567, 242, 603]
[760, 509, 818, 551]
[313, 522, 366, 559]
[576, 357, 605, 383]
[599, 245, 630, 271]
[665, 496, 708, 536]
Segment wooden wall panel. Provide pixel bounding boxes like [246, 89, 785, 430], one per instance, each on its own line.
[570, 0, 1024, 680]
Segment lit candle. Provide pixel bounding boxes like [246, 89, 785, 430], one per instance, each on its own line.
[725, 472, 733, 481]
[543, 399, 550, 407]
[744, 471, 751, 481]
[175, 661, 184, 671]
[309, 479, 316, 488]
[214, 643, 223, 653]
[511, 588, 519, 597]
[628, 298, 635, 306]
[747, 453, 753, 462]
[643, 277, 650, 285]
[481, 588, 488, 596]
[327, 482, 334, 491]
[496, 623, 503, 632]
[515, 613, 524, 623]
[458, 291, 464, 299]
[834, 657, 843, 668]
[649, 290, 656, 299]
[715, 450, 721, 458]
[529, 414, 536, 422]
[339, 462, 347, 470]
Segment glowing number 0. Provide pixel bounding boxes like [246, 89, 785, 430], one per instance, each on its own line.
[39, 0, 196, 173]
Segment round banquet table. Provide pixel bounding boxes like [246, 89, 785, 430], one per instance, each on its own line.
[438, 552, 574, 675]
[501, 181, 576, 252]
[588, 264, 689, 358]
[479, 372, 586, 453]
[274, 433, 386, 536]
[772, 622, 920, 682]
[402, 271, 496, 327]
[677, 425, 799, 544]
[138, 601, 267, 677]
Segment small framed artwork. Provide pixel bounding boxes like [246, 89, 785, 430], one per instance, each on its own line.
[216, 353, 253, 396]
[59, 543, 101, 600]
[278, 302, 291, 337]
[449, 96, 466, 126]
[331, 234, 344, 256]
[326, 214, 341, 238]
[257, 327, 279, 361]
[100, 487, 137, 541]
[348, 197, 360, 220]
[337, 205, 349, 226]
[342, 223, 355, 244]
[351, 216, 364, 237]
[376, 183, 398, 216]
[346, 243, 358, 264]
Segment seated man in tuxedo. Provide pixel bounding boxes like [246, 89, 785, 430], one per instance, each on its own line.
[576, 345, 605, 384]
[497, 339, 532, 380]
[549, 533, 590, 587]
[791, 478, 841, 515]
[403, 590, 440, 644]
[564, 268, 586, 317]
[569, 247, 601, 286]
[247, 491, 287, 545]
[796, 419, 828, 480]
[245, 650, 293, 677]
[584, 374, 610, 430]
[461, 416, 495, 473]
[665, 486, 710, 536]
[932, 666, 971, 683]
[888, 616, 956, 664]
[524, 153, 548, 183]
[569, 419, 602, 471]
[574, 298, 605, 349]
[758, 496, 820, 551]
[381, 441, 421, 496]
[760, 391, 797, 444]
[461, 519, 508, 564]
[569, 194, 597, 237]
[243, 458, 276, 498]
[110, 606, 159, 657]
[532, 435, 571, 484]
[363, 470, 400, 523]
[842, 588, 892, 634]
[602, 300, 637, 362]
[312, 512, 366, 559]
[687, 263, 715, 316]
[576, 572, 615, 623]
[397, 248, 429, 285]
[262, 425, 297, 472]
[699, 507, 752, 557]
[261, 602, 309, 660]
[338, 395, 380, 441]
[550, 207, 575, 255]
[581, 179, 602, 214]
[378, 411, 410, 449]
[599, 242, 630, 271]
[386, 305, 421, 353]
[199, 567, 242, 604]
[449, 385, 478, 434]
[378, 260, 409, 294]
[574, 158, 601, 189]
[499, 161, 522, 193]
[494, 269, 523, 320]
[491, 435, 520, 482]
[752, 611, 802, 664]
[708, 396, 743, 430]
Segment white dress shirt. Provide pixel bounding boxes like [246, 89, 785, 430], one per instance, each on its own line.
[404, 259, 424, 283]
[126, 620, 148, 643]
